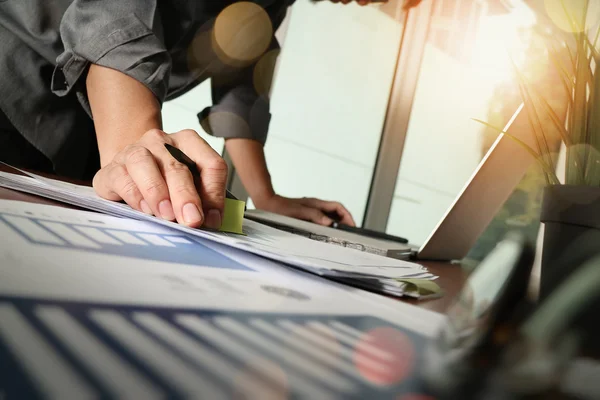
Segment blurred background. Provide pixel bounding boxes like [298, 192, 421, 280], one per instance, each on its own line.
[162, 0, 586, 265]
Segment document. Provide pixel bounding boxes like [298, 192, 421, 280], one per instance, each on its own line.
[0, 199, 444, 399]
[0, 168, 436, 286]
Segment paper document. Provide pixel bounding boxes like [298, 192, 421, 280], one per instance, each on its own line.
[0, 199, 444, 399]
[245, 209, 412, 258]
[0, 167, 436, 294]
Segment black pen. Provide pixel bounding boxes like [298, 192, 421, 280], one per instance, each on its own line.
[164, 143, 238, 201]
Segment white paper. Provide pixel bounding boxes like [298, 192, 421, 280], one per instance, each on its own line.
[0, 169, 435, 282]
[0, 199, 442, 330]
[0, 200, 445, 399]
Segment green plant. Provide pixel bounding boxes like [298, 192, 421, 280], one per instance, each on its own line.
[475, 0, 600, 187]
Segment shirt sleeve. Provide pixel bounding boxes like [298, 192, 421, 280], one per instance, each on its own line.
[198, 38, 279, 146]
[51, 0, 171, 116]
[198, 2, 292, 146]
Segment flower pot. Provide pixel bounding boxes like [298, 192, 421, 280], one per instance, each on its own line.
[540, 185, 600, 300]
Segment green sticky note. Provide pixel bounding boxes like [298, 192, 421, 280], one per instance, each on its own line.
[396, 278, 443, 298]
[219, 198, 246, 234]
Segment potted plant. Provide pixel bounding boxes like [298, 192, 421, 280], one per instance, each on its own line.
[477, 0, 600, 299]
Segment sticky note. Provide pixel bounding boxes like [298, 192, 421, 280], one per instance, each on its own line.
[219, 198, 246, 234]
[396, 278, 443, 298]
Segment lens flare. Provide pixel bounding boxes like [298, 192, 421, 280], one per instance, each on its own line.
[354, 326, 415, 386]
[214, 2, 273, 67]
[544, 0, 600, 33]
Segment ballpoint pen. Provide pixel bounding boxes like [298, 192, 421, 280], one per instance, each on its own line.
[164, 143, 239, 201]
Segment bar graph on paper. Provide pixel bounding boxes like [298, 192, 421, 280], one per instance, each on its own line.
[0, 299, 429, 399]
[0, 212, 251, 270]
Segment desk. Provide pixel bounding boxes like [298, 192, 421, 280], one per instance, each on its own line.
[0, 173, 468, 314]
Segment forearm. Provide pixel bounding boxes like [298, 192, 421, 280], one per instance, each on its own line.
[86, 64, 163, 166]
[224, 138, 275, 206]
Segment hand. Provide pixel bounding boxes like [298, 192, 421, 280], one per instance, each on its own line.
[256, 194, 356, 227]
[93, 129, 228, 229]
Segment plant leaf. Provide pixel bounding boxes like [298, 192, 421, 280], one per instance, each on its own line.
[572, 31, 589, 180]
[586, 44, 600, 185]
[548, 44, 576, 100]
[472, 119, 560, 185]
[513, 66, 556, 171]
[528, 84, 587, 182]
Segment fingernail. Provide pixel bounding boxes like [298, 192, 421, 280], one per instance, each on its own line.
[205, 209, 222, 229]
[140, 200, 153, 215]
[158, 199, 175, 220]
[182, 203, 202, 225]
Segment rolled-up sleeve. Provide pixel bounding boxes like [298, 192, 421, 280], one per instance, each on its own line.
[51, 0, 171, 115]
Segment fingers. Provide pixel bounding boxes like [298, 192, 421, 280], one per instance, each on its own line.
[117, 144, 175, 221]
[172, 129, 228, 229]
[299, 198, 356, 227]
[137, 129, 205, 228]
[294, 206, 333, 226]
[151, 143, 205, 228]
[93, 128, 211, 228]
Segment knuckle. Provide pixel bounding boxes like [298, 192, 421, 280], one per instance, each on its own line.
[179, 129, 199, 140]
[119, 179, 140, 200]
[143, 129, 166, 142]
[207, 157, 228, 174]
[164, 158, 190, 174]
[125, 146, 153, 165]
[171, 183, 197, 198]
[143, 178, 168, 197]
[108, 163, 128, 182]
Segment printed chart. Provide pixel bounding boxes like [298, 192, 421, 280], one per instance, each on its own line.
[0, 212, 251, 270]
[0, 298, 430, 399]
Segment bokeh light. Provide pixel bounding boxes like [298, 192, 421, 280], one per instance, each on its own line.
[354, 326, 415, 386]
[214, 2, 273, 67]
[187, 24, 215, 77]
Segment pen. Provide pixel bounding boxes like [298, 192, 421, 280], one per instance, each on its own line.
[164, 143, 239, 201]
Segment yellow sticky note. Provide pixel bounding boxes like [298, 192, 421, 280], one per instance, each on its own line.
[219, 198, 246, 234]
[396, 278, 443, 297]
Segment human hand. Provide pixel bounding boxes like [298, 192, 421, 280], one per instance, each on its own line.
[93, 129, 228, 229]
[256, 194, 356, 226]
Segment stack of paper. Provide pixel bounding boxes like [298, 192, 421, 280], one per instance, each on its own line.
[0, 166, 437, 298]
[0, 198, 443, 398]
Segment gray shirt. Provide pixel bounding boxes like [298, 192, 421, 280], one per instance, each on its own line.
[0, 0, 292, 178]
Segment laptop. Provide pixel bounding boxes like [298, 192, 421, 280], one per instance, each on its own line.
[248, 104, 534, 262]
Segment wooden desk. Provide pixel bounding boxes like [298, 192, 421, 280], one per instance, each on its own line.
[0, 175, 468, 314]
